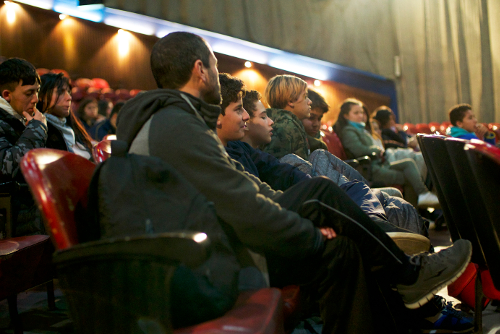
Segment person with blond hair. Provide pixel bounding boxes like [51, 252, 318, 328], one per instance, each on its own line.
[262, 75, 311, 159]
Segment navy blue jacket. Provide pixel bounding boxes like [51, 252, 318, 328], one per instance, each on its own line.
[226, 141, 309, 191]
[226, 140, 388, 224]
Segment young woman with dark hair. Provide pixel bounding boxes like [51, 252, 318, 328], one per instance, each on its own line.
[334, 98, 436, 208]
[36, 73, 93, 160]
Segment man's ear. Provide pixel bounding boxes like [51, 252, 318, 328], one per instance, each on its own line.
[193, 59, 209, 83]
[456, 120, 464, 128]
[287, 101, 294, 109]
[1, 90, 11, 102]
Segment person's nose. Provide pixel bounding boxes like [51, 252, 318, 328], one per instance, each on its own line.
[242, 109, 250, 122]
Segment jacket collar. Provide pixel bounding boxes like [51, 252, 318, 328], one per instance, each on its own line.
[0, 97, 25, 125]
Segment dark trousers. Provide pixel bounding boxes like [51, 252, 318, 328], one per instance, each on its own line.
[269, 177, 409, 334]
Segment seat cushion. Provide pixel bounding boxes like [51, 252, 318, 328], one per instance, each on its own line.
[0, 235, 53, 300]
[175, 288, 285, 334]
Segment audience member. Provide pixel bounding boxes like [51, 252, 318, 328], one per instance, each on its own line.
[334, 98, 437, 208]
[91, 101, 124, 141]
[97, 99, 112, 120]
[447, 103, 496, 144]
[76, 97, 98, 132]
[114, 31, 472, 333]
[36, 73, 93, 159]
[301, 89, 328, 153]
[373, 106, 418, 150]
[262, 75, 311, 160]
[372, 106, 427, 179]
[0, 58, 46, 236]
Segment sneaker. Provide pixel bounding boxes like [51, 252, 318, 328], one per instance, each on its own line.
[397, 239, 472, 309]
[418, 191, 440, 208]
[419, 301, 474, 333]
[387, 232, 431, 255]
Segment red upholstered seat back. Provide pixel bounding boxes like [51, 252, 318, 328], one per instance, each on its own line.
[93, 139, 113, 163]
[21, 149, 95, 250]
[322, 131, 347, 160]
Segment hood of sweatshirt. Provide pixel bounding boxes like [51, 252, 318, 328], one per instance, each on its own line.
[116, 89, 222, 145]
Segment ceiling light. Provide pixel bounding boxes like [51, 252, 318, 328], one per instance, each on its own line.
[314, 80, 321, 86]
[244, 61, 252, 68]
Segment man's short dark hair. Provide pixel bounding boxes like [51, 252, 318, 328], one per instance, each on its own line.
[150, 32, 211, 89]
[0, 58, 40, 93]
[219, 73, 245, 115]
[242, 90, 262, 118]
[449, 103, 472, 126]
[308, 89, 329, 114]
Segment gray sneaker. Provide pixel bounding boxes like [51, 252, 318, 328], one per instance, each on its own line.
[397, 239, 472, 309]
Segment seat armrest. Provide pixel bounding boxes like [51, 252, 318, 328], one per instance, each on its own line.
[54, 231, 211, 268]
[344, 159, 359, 169]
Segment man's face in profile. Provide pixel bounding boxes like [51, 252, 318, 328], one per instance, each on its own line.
[201, 49, 221, 105]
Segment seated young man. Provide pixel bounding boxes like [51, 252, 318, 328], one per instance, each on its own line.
[0, 58, 47, 236]
[116, 32, 472, 334]
[446, 103, 495, 144]
[301, 89, 328, 153]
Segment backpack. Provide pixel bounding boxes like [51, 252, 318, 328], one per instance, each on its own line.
[85, 140, 240, 328]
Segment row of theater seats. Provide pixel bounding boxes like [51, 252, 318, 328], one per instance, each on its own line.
[403, 121, 500, 139]
[418, 134, 500, 330]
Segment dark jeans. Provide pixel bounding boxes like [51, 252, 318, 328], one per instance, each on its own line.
[268, 177, 409, 334]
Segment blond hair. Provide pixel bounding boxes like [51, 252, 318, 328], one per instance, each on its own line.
[265, 75, 308, 109]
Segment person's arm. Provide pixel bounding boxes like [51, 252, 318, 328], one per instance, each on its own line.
[0, 118, 47, 180]
[341, 126, 381, 158]
[148, 109, 324, 259]
[251, 147, 310, 191]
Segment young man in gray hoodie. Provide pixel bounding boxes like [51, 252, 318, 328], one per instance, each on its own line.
[115, 31, 472, 333]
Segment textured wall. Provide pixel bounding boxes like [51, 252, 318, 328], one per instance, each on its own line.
[104, 0, 500, 123]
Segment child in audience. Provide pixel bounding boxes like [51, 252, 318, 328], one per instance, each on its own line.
[76, 97, 98, 132]
[37, 73, 93, 159]
[91, 101, 124, 141]
[301, 89, 328, 153]
[262, 75, 311, 160]
[372, 106, 427, 179]
[334, 98, 437, 208]
[447, 103, 496, 144]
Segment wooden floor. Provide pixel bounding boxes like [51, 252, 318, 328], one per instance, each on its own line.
[1, 224, 499, 333]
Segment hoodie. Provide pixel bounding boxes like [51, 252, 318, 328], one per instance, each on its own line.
[116, 89, 324, 260]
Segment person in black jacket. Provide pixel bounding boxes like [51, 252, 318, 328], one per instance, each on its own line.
[0, 58, 47, 236]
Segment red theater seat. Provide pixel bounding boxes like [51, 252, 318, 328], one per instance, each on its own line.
[92, 78, 110, 89]
[93, 139, 113, 163]
[415, 123, 433, 134]
[403, 123, 417, 135]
